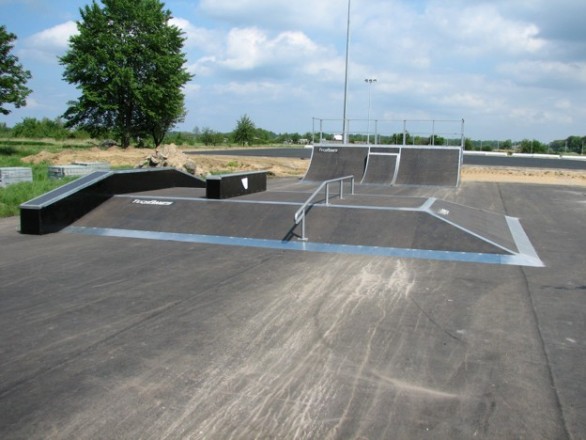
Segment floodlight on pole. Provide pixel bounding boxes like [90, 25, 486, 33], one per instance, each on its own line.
[365, 78, 377, 144]
[342, 0, 351, 144]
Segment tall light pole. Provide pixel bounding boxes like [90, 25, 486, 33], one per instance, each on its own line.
[342, 0, 351, 144]
[365, 78, 377, 144]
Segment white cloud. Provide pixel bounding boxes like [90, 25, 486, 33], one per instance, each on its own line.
[173, 13, 341, 82]
[508, 106, 573, 126]
[554, 99, 571, 110]
[435, 93, 489, 111]
[26, 21, 77, 49]
[170, 17, 223, 53]
[22, 96, 42, 109]
[499, 61, 586, 88]
[185, 25, 337, 81]
[506, 0, 586, 43]
[21, 21, 77, 63]
[220, 27, 323, 71]
[183, 83, 201, 97]
[189, 56, 217, 77]
[427, 3, 545, 57]
[198, 0, 346, 32]
[215, 81, 283, 97]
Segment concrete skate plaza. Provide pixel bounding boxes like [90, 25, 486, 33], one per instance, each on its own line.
[1, 147, 585, 439]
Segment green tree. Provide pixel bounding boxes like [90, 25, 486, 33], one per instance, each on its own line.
[233, 114, 255, 146]
[566, 136, 584, 154]
[0, 122, 11, 137]
[254, 127, 276, 144]
[12, 117, 70, 139]
[431, 135, 445, 146]
[519, 139, 546, 154]
[290, 133, 301, 144]
[60, 0, 193, 148]
[200, 127, 224, 146]
[0, 26, 32, 115]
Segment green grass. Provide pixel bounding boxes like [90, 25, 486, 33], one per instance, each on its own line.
[0, 138, 94, 154]
[0, 177, 75, 217]
[0, 141, 79, 218]
[0, 139, 58, 147]
[0, 140, 63, 161]
[0, 160, 77, 217]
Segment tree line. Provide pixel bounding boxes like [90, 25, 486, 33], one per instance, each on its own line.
[2, 116, 584, 155]
[467, 137, 586, 155]
[0, 115, 313, 147]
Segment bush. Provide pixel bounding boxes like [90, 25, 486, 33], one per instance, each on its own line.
[10, 117, 92, 140]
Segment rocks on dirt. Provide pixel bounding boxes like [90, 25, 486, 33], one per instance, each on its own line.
[137, 144, 197, 175]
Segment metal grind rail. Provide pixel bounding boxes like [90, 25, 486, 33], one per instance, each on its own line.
[294, 175, 355, 241]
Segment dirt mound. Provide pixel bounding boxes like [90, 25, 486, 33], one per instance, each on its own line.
[21, 145, 309, 178]
[137, 144, 197, 174]
[22, 146, 150, 167]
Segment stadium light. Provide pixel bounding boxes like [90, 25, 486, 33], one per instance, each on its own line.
[342, 0, 351, 144]
[365, 78, 377, 144]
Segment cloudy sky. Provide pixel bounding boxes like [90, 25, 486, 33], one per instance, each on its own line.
[1, 0, 585, 142]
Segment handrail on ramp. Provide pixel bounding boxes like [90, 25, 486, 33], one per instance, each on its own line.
[294, 175, 355, 241]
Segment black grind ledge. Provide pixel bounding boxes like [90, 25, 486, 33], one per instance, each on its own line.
[206, 170, 267, 199]
[20, 168, 206, 235]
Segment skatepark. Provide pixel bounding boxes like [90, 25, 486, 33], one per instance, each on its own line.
[1, 144, 585, 438]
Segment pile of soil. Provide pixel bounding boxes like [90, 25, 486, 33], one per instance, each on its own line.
[22, 146, 309, 178]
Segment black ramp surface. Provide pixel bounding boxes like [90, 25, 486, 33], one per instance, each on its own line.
[72, 196, 298, 241]
[395, 147, 461, 187]
[429, 199, 518, 253]
[72, 194, 507, 254]
[303, 146, 369, 181]
[361, 154, 398, 184]
[299, 207, 506, 254]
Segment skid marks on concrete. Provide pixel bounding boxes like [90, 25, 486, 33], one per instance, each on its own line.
[148, 258, 460, 439]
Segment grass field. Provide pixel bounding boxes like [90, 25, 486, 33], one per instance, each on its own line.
[0, 140, 81, 218]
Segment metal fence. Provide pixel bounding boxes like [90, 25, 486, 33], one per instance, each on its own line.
[312, 118, 465, 148]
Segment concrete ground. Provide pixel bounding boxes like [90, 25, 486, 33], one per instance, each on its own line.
[0, 179, 585, 439]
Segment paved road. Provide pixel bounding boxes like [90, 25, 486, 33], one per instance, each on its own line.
[188, 147, 586, 170]
[0, 180, 584, 439]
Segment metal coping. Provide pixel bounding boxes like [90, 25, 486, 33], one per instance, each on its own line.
[425, 202, 517, 256]
[361, 152, 399, 185]
[64, 226, 543, 267]
[317, 143, 462, 151]
[206, 170, 268, 180]
[20, 171, 113, 209]
[19, 167, 200, 210]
